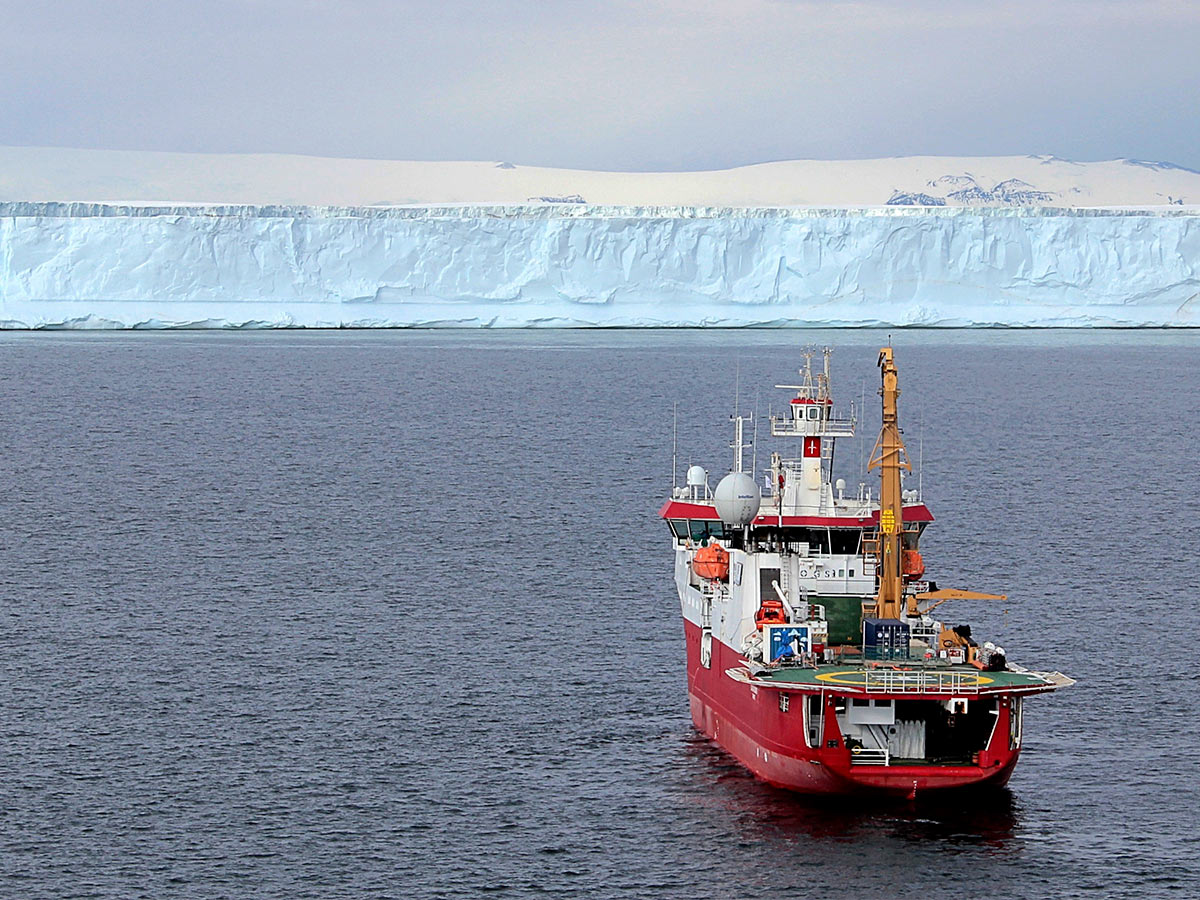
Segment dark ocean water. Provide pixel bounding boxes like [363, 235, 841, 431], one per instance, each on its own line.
[0, 329, 1197, 899]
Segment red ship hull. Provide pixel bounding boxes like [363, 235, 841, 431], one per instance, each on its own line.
[684, 620, 1020, 796]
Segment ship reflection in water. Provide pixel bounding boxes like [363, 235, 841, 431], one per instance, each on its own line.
[680, 733, 1018, 851]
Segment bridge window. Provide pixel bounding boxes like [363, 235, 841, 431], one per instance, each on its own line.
[830, 530, 861, 554]
[793, 528, 831, 553]
[668, 520, 689, 538]
[688, 520, 726, 541]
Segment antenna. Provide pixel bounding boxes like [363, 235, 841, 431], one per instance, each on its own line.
[859, 377, 866, 481]
[919, 403, 924, 502]
[733, 413, 744, 473]
[730, 406, 753, 474]
[765, 401, 772, 491]
[751, 392, 760, 479]
[672, 401, 678, 490]
[734, 356, 741, 417]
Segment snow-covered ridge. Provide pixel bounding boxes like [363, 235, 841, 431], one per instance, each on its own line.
[3, 202, 1200, 219]
[2, 147, 1199, 208]
[2, 201, 1197, 329]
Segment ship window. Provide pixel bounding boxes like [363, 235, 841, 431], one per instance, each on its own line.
[852, 698, 870, 707]
[668, 520, 689, 538]
[807, 407, 819, 420]
[849, 569, 855, 577]
[795, 528, 832, 554]
[688, 520, 726, 541]
[839, 569, 845, 577]
[830, 530, 860, 554]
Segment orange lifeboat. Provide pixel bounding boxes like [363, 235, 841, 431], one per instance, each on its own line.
[692, 543, 730, 581]
[755, 599, 787, 629]
[902, 548, 925, 578]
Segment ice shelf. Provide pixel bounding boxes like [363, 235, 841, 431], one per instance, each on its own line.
[1, 202, 1197, 328]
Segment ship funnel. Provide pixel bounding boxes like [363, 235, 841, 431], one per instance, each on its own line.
[714, 472, 761, 526]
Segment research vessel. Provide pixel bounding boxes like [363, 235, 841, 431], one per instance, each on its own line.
[660, 347, 1071, 796]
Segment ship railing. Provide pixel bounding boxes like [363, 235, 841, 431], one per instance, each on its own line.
[849, 747, 890, 766]
[769, 415, 857, 438]
[782, 545, 838, 559]
[907, 625, 940, 643]
[858, 668, 984, 694]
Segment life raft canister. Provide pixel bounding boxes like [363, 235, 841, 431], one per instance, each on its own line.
[755, 599, 787, 629]
[692, 543, 730, 581]
[902, 548, 925, 578]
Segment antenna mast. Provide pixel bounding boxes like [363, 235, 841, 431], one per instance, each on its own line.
[730, 409, 753, 474]
[672, 401, 678, 489]
[751, 393, 759, 479]
[734, 356, 741, 416]
[919, 405, 924, 502]
[733, 414, 744, 473]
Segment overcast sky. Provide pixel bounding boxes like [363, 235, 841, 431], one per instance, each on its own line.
[2, 0, 1198, 171]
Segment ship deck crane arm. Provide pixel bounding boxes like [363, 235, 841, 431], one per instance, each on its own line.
[914, 588, 1008, 615]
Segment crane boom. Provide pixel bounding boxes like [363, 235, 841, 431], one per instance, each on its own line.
[867, 347, 911, 620]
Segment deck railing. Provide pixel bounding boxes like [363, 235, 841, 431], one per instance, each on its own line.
[769, 415, 856, 438]
[858, 668, 983, 694]
[849, 747, 890, 766]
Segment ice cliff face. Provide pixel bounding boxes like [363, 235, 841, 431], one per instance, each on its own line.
[0, 202, 1197, 328]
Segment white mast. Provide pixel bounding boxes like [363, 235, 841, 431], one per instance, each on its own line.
[730, 410, 752, 474]
[769, 347, 855, 515]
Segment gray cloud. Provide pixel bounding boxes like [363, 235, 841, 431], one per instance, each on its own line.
[1, 0, 1197, 170]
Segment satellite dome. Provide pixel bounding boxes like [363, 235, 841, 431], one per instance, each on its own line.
[685, 465, 708, 488]
[713, 472, 761, 525]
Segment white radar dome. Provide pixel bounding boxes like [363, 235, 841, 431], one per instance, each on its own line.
[713, 472, 761, 525]
[686, 465, 708, 488]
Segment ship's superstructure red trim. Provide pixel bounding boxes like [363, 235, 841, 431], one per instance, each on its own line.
[658, 499, 935, 527]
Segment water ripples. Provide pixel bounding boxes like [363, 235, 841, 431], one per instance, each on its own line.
[0, 331, 1196, 898]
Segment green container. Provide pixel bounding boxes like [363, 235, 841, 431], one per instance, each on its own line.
[819, 595, 864, 645]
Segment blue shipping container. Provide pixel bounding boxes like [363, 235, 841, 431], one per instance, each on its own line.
[863, 618, 910, 659]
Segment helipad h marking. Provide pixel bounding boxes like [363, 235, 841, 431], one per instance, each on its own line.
[813, 670, 995, 687]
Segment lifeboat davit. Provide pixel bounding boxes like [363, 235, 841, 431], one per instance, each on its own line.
[692, 543, 729, 581]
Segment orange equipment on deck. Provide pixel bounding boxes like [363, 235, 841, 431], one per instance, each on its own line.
[755, 599, 787, 629]
[692, 543, 730, 581]
[902, 549, 925, 578]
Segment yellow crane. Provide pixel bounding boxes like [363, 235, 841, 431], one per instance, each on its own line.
[867, 347, 910, 620]
[867, 347, 1006, 624]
